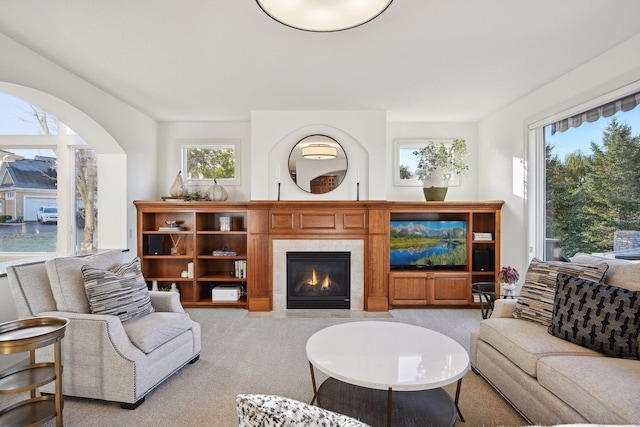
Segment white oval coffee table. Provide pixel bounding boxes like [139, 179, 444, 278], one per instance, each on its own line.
[306, 321, 469, 427]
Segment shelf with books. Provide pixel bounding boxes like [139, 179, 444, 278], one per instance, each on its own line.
[135, 201, 251, 308]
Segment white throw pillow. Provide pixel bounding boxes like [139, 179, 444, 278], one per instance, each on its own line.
[45, 250, 123, 313]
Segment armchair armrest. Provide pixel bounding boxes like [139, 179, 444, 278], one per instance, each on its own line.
[37, 310, 145, 362]
[491, 299, 518, 318]
[149, 291, 185, 313]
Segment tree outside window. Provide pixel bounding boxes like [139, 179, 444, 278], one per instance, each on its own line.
[181, 140, 241, 185]
[544, 107, 640, 259]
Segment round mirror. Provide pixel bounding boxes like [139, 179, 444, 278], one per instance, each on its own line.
[288, 135, 348, 194]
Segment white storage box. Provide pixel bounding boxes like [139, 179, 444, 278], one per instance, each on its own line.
[212, 285, 241, 301]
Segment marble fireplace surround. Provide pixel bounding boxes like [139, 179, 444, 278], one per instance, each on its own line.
[272, 239, 364, 311]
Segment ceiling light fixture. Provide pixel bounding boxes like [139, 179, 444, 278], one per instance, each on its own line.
[302, 144, 337, 160]
[256, 0, 393, 32]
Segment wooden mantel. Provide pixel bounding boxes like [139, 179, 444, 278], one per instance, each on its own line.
[134, 200, 504, 312]
[245, 200, 503, 311]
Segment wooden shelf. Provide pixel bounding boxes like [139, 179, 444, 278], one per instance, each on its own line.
[135, 201, 250, 309]
[134, 200, 503, 311]
[389, 204, 502, 308]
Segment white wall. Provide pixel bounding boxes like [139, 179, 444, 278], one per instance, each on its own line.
[157, 121, 251, 200]
[251, 111, 386, 200]
[479, 33, 640, 279]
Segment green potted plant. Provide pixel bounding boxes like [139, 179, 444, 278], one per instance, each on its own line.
[414, 138, 469, 201]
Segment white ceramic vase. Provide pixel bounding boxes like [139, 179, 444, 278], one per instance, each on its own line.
[422, 169, 451, 201]
[169, 171, 188, 197]
[206, 179, 228, 201]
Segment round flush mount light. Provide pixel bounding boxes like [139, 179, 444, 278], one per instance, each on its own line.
[302, 144, 338, 160]
[256, 0, 394, 32]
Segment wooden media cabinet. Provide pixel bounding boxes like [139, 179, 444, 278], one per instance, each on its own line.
[134, 200, 503, 311]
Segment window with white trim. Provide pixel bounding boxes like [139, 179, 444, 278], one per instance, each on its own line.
[0, 92, 98, 254]
[529, 88, 640, 260]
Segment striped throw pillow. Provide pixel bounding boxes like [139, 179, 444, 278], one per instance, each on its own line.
[513, 258, 608, 326]
[81, 258, 154, 323]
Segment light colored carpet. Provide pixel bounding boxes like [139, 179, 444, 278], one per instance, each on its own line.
[4, 308, 527, 426]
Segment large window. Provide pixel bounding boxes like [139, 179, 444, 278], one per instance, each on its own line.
[537, 90, 640, 260]
[0, 92, 98, 254]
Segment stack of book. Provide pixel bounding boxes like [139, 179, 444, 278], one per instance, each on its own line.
[158, 225, 185, 231]
[212, 249, 237, 256]
[234, 260, 247, 278]
[187, 262, 194, 278]
[473, 232, 493, 240]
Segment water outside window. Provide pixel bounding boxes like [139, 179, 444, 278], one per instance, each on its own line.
[544, 106, 640, 259]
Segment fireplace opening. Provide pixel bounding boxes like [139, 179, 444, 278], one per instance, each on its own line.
[287, 251, 350, 309]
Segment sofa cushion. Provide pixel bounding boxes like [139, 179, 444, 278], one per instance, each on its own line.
[6, 260, 57, 317]
[571, 253, 640, 291]
[513, 258, 608, 326]
[479, 318, 602, 377]
[45, 250, 123, 313]
[81, 258, 155, 324]
[538, 355, 640, 424]
[548, 274, 640, 359]
[123, 311, 193, 353]
[236, 394, 370, 427]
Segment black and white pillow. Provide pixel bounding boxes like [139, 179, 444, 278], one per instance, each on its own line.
[548, 273, 640, 359]
[236, 394, 370, 427]
[82, 258, 154, 323]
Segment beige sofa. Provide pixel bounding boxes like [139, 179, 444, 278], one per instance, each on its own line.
[470, 254, 640, 425]
[7, 250, 201, 409]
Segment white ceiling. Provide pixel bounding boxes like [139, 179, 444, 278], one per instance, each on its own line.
[1, 0, 640, 122]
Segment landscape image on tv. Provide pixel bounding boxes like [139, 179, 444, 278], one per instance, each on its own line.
[390, 220, 467, 267]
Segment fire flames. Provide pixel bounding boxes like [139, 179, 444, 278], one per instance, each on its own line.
[307, 268, 331, 290]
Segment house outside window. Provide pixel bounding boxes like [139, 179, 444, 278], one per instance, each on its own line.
[0, 92, 98, 254]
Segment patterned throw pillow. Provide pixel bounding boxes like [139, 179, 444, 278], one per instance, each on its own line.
[82, 258, 154, 323]
[513, 258, 609, 326]
[548, 273, 640, 359]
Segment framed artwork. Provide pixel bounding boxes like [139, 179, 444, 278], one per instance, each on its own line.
[180, 139, 241, 185]
[393, 138, 461, 187]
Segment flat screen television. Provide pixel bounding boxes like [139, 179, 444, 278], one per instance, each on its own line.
[390, 220, 467, 269]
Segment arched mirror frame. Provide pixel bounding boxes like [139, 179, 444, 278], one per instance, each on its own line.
[288, 134, 348, 194]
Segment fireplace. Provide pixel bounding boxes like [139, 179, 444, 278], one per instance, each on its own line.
[287, 251, 351, 309]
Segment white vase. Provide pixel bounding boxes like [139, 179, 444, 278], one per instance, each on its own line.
[422, 169, 451, 201]
[424, 169, 451, 188]
[169, 171, 188, 197]
[206, 179, 228, 201]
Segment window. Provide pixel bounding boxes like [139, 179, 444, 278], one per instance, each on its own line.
[181, 140, 241, 186]
[531, 89, 640, 260]
[0, 92, 98, 255]
[393, 139, 461, 187]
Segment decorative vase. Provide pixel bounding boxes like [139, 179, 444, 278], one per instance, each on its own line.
[169, 171, 188, 197]
[422, 169, 451, 201]
[423, 186, 448, 201]
[502, 282, 517, 297]
[206, 179, 228, 201]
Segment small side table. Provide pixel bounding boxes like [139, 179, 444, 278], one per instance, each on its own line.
[0, 316, 69, 427]
[471, 282, 519, 319]
[471, 282, 496, 319]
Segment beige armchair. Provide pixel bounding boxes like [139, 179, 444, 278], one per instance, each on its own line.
[7, 250, 201, 409]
